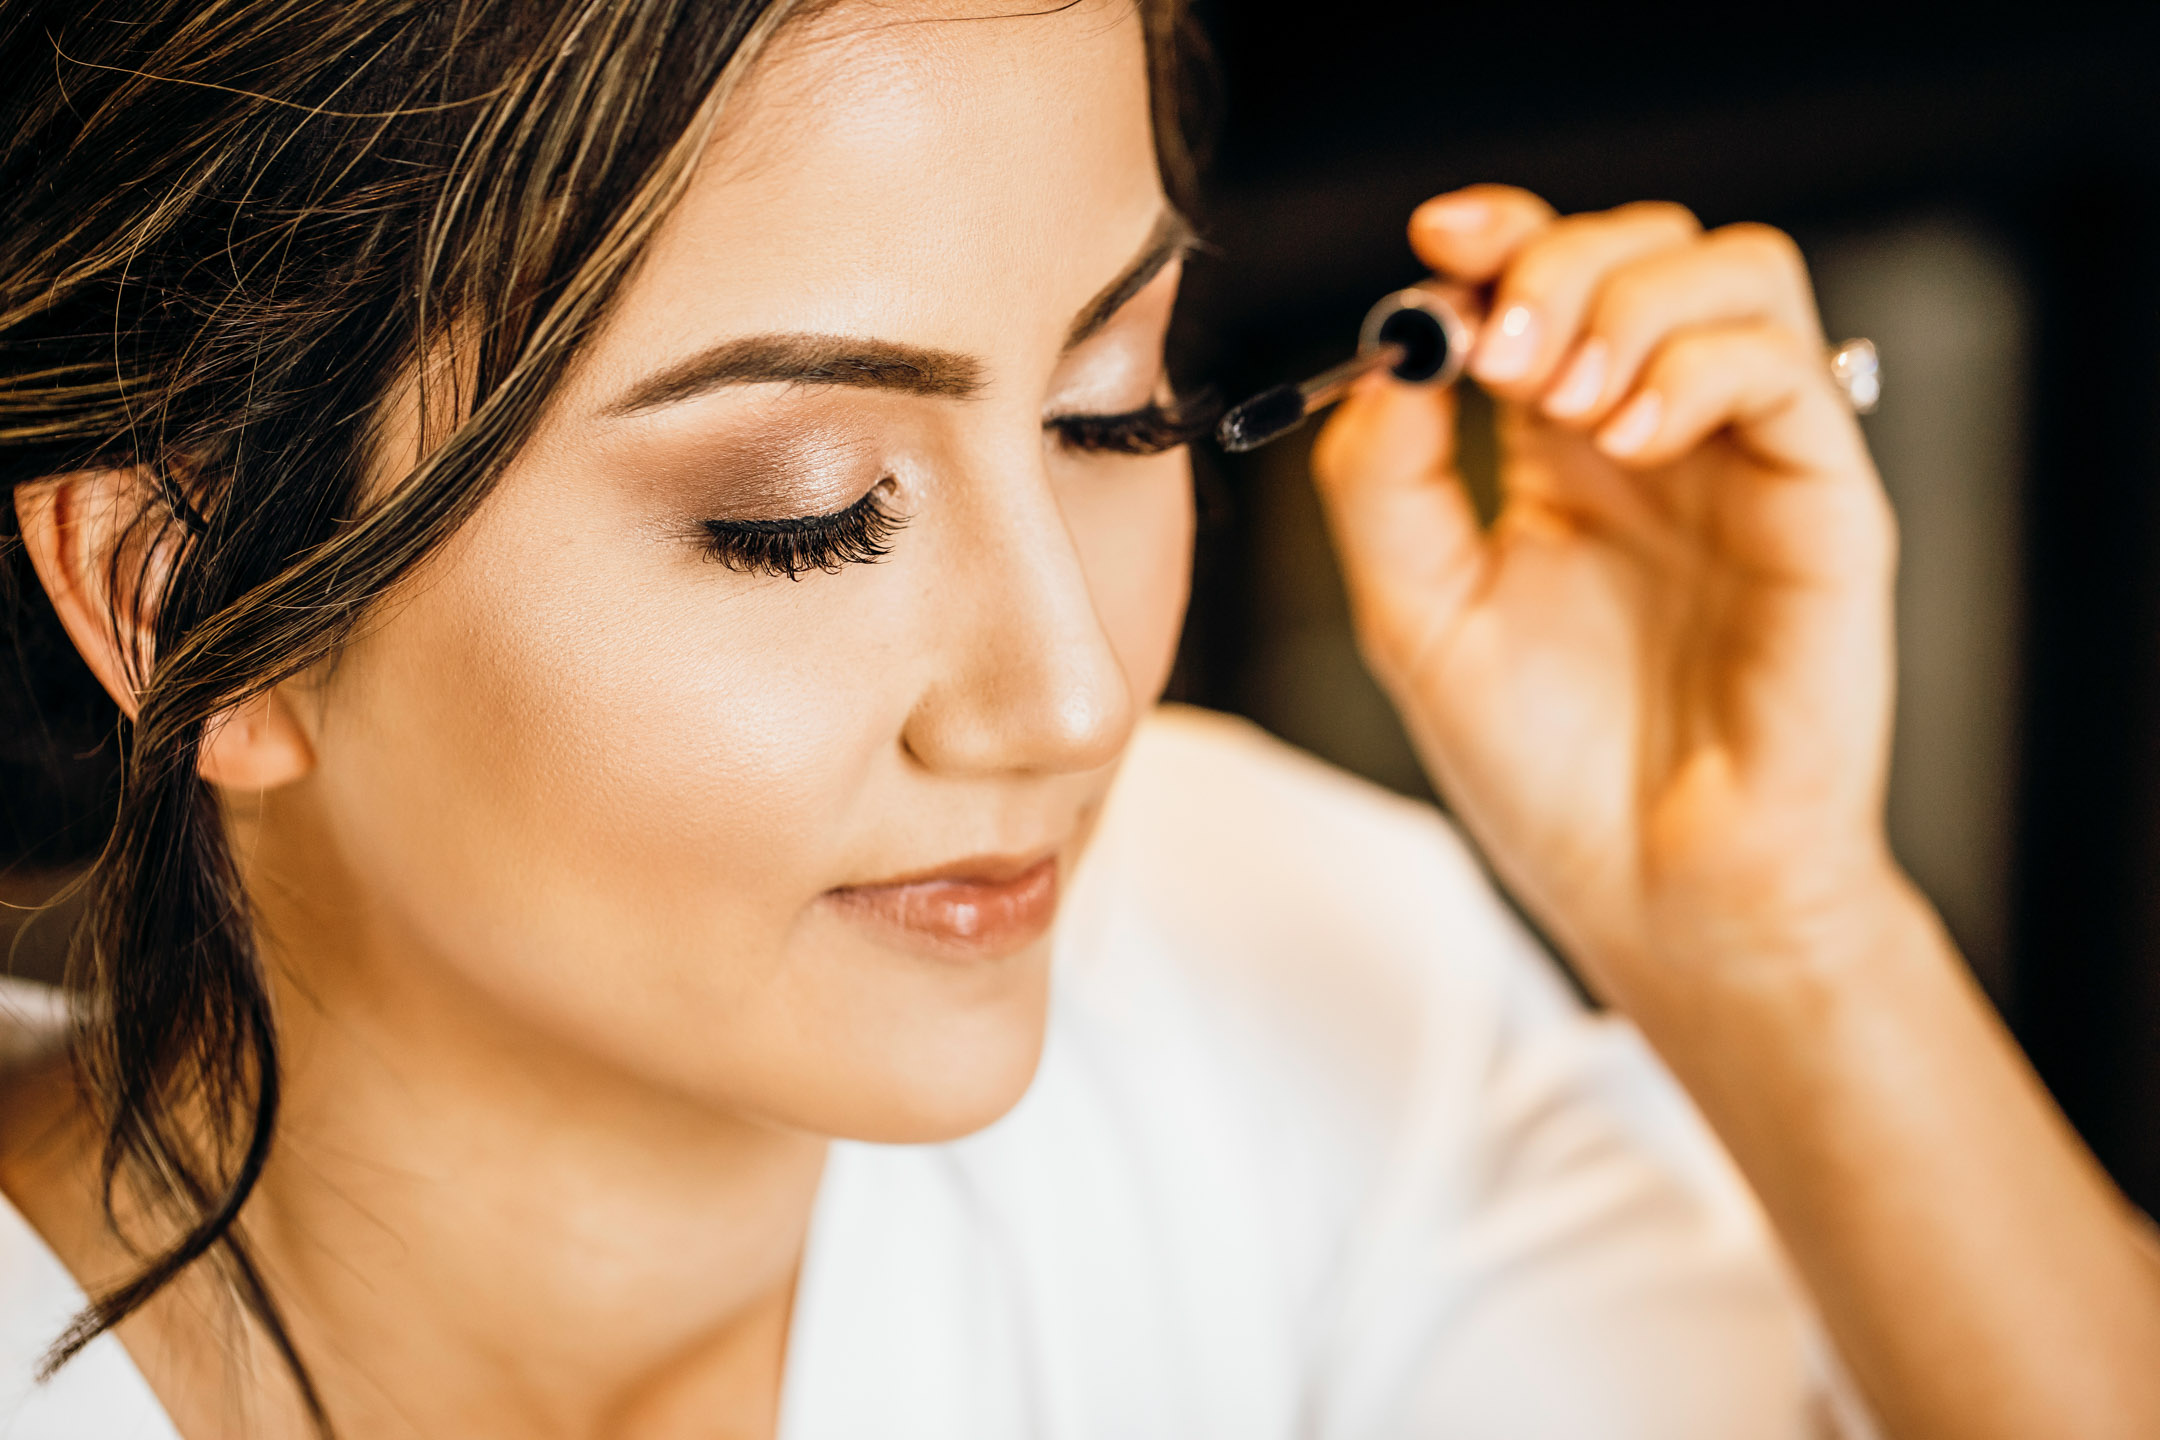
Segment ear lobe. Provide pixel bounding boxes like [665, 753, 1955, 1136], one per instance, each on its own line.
[13, 470, 158, 719]
[198, 689, 316, 791]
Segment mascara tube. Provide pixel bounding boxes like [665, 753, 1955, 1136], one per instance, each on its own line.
[1217, 288, 1474, 454]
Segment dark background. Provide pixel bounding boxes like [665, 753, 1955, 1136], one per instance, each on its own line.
[1167, 0, 2160, 1213]
[8, 3, 2160, 1214]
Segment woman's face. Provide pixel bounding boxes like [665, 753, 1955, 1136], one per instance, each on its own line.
[256, 1, 1191, 1141]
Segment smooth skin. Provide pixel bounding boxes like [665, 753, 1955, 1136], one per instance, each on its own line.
[1312, 184, 2160, 1440]
[6, 3, 1192, 1437]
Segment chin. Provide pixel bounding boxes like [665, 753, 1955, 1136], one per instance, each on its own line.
[814, 965, 1055, 1145]
[844, 1024, 1050, 1146]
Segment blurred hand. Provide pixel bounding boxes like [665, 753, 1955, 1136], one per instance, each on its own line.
[1314, 187, 2160, 1440]
[1311, 184, 1907, 1018]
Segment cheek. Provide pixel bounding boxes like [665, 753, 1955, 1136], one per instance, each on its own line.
[1060, 452, 1195, 704]
[291, 490, 1064, 1142]
[311, 507, 900, 1000]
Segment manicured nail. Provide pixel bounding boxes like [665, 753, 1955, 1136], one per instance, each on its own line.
[1417, 196, 1491, 233]
[1543, 338, 1609, 418]
[1597, 391, 1663, 456]
[1472, 303, 1539, 383]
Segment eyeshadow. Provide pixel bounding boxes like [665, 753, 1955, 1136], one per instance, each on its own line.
[630, 410, 890, 524]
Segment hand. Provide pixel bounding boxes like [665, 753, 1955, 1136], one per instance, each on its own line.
[1313, 188, 2160, 1440]
[1311, 185, 1908, 1017]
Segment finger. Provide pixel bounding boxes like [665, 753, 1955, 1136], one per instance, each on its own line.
[1541, 223, 1823, 429]
[1467, 201, 1701, 398]
[1596, 324, 1896, 770]
[1309, 374, 1487, 686]
[1407, 184, 1556, 284]
[1594, 320, 1866, 477]
[1592, 322, 1889, 586]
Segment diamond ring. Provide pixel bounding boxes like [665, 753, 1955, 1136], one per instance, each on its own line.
[1828, 338, 1881, 415]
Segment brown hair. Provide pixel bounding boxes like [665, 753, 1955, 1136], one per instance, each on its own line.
[0, 0, 1200, 1429]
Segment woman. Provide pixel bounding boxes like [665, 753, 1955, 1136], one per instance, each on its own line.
[0, 1, 2151, 1437]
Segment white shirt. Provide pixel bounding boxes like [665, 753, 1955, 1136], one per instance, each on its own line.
[0, 706, 1871, 1438]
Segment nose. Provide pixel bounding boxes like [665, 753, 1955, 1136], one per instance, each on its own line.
[899, 453, 1135, 779]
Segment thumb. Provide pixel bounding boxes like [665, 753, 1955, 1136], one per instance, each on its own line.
[1309, 374, 1487, 687]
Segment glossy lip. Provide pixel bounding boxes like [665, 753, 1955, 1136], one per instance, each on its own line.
[824, 852, 1060, 960]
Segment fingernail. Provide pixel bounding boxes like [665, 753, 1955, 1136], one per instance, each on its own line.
[1543, 338, 1609, 418]
[1417, 197, 1491, 233]
[1597, 391, 1663, 456]
[1472, 303, 1539, 383]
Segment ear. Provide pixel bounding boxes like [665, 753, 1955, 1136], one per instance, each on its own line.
[195, 689, 315, 791]
[14, 472, 315, 791]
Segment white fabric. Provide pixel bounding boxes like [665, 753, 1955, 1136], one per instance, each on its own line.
[0, 706, 1868, 1437]
[0, 973, 176, 1438]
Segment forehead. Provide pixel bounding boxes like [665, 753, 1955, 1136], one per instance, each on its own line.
[576, 0, 1162, 395]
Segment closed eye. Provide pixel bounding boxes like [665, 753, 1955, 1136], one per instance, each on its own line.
[1046, 390, 1220, 456]
[699, 479, 907, 580]
[697, 389, 1218, 582]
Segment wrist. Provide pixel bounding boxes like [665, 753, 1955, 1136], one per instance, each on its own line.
[1613, 857, 1950, 1051]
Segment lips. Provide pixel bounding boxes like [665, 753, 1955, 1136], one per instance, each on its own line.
[825, 854, 1060, 958]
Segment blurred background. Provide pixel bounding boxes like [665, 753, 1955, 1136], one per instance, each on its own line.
[1163, 1, 2160, 1212]
[7, 2, 2160, 1213]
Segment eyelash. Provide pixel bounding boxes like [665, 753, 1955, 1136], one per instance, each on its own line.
[1045, 389, 1221, 456]
[699, 392, 1221, 579]
[701, 481, 906, 581]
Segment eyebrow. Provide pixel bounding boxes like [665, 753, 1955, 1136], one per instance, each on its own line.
[602, 206, 1197, 418]
[604, 335, 985, 416]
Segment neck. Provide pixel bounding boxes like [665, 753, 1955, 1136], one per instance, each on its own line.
[244, 938, 828, 1440]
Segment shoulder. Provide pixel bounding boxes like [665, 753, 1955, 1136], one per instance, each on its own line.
[0, 983, 81, 1394]
[0, 1201, 171, 1438]
[0, 983, 173, 1437]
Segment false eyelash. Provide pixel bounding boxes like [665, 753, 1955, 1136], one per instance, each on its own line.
[700, 481, 907, 580]
[1049, 389, 1223, 456]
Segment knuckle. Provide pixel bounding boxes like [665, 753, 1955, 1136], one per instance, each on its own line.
[1502, 216, 1603, 297]
[1744, 318, 1816, 369]
[1590, 265, 1665, 334]
[1713, 221, 1810, 280]
[1649, 326, 1748, 390]
[1779, 325, 1822, 367]
[1648, 336, 1716, 390]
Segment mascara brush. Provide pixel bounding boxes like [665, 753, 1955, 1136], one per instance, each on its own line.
[1216, 288, 1473, 454]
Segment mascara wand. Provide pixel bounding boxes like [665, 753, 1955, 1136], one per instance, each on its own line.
[1216, 289, 1473, 454]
